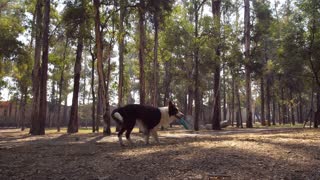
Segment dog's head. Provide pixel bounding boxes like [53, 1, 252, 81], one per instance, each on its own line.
[168, 101, 184, 120]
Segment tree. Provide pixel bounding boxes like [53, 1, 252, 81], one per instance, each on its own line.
[211, 0, 222, 130]
[63, 0, 87, 133]
[244, 0, 253, 128]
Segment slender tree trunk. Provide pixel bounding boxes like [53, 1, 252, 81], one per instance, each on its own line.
[103, 43, 113, 135]
[266, 76, 271, 126]
[96, 86, 102, 132]
[211, 0, 221, 130]
[223, 66, 227, 121]
[290, 90, 295, 125]
[57, 38, 68, 132]
[30, 0, 43, 135]
[314, 91, 320, 128]
[37, 0, 50, 135]
[193, 1, 200, 131]
[118, 0, 126, 107]
[90, 45, 96, 132]
[152, 12, 159, 107]
[236, 81, 243, 128]
[272, 96, 276, 125]
[299, 93, 303, 123]
[231, 72, 235, 127]
[68, 25, 84, 133]
[281, 87, 286, 124]
[94, 0, 110, 134]
[261, 77, 265, 126]
[138, 0, 146, 105]
[244, 0, 252, 128]
[163, 58, 172, 106]
[19, 88, 27, 131]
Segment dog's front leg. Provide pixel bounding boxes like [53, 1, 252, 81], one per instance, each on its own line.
[144, 130, 150, 145]
[151, 129, 160, 144]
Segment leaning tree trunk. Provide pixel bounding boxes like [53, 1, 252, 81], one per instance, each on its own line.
[244, 0, 253, 128]
[138, 0, 146, 105]
[211, 0, 221, 130]
[30, 0, 42, 135]
[68, 26, 84, 133]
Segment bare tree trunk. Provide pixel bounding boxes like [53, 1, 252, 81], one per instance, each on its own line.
[30, 0, 42, 135]
[57, 38, 68, 132]
[68, 25, 84, 133]
[261, 77, 265, 126]
[37, 0, 50, 135]
[244, 0, 252, 128]
[211, 0, 221, 130]
[272, 96, 276, 125]
[231, 72, 235, 127]
[266, 76, 271, 126]
[299, 93, 303, 123]
[152, 10, 159, 107]
[193, 1, 200, 131]
[89, 44, 96, 132]
[118, 0, 126, 107]
[314, 91, 319, 128]
[138, 0, 146, 105]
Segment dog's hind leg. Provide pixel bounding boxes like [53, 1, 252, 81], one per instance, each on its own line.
[118, 127, 126, 146]
[125, 120, 135, 145]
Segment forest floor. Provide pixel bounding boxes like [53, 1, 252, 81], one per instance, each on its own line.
[0, 126, 320, 180]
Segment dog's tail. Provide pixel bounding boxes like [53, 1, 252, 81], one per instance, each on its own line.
[111, 109, 123, 126]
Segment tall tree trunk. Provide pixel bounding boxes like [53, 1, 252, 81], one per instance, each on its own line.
[314, 91, 319, 128]
[90, 44, 96, 132]
[118, 0, 126, 107]
[211, 0, 221, 130]
[244, 0, 253, 128]
[30, 0, 43, 135]
[93, 0, 110, 134]
[299, 93, 303, 123]
[272, 95, 276, 125]
[222, 66, 227, 122]
[281, 87, 286, 124]
[261, 77, 265, 126]
[163, 58, 172, 106]
[290, 90, 295, 125]
[138, 0, 146, 105]
[68, 25, 84, 133]
[37, 0, 50, 135]
[152, 11, 159, 107]
[103, 42, 113, 135]
[19, 88, 27, 131]
[231, 72, 235, 127]
[57, 38, 68, 132]
[194, 1, 200, 131]
[266, 76, 271, 126]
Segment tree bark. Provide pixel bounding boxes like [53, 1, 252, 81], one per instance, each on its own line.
[37, 0, 50, 135]
[138, 0, 146, 105]
[57, 38, 68, 132]
[194, 1, 200, 131]
[266, 76, 271, 126]
[211, 0, 221, 130]
[89, 44, 96, 132]
[118, 0, 126, 107]
[152, 10, 159, 107]
[30, 0, 43, 135]
[68, 25, 84, 133]
[244, 0, 253, 128]
[261, 77, 265, 126]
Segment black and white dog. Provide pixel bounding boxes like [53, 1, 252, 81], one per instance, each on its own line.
[111, 101, 184, 146]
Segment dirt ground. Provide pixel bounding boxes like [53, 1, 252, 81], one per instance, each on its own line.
[0, 127, 319, 180]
